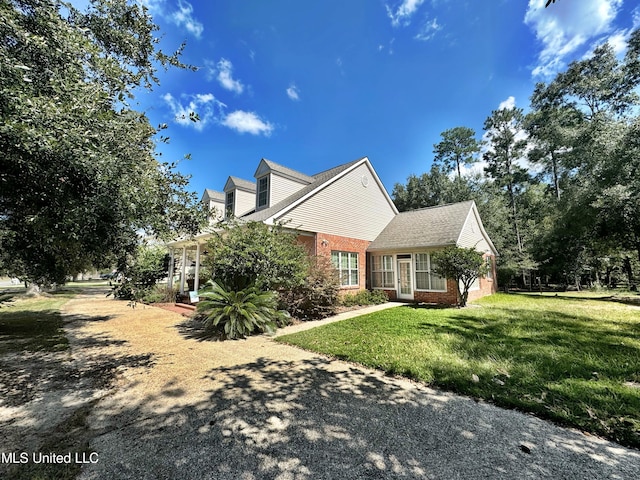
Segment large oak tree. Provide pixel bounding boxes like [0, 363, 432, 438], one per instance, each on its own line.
[0, 0, 205, 288]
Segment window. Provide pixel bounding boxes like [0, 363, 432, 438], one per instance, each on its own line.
[371, 255, 394, 288]
[225, 191, 234, 217]
[485, 256, 494, 280]
[257, 176, 269, 208]
[331, 251, 359, 286]
[415, 253, 446, 291]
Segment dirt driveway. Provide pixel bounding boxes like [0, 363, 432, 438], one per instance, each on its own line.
[6, 292, 640, 479]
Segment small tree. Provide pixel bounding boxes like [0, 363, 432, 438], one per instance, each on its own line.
[111, 244, 169, 302]
[432, 246, 488, 307]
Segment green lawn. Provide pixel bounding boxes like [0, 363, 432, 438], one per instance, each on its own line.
[0, 293, 74, 354]
[277, 293, 640, 448]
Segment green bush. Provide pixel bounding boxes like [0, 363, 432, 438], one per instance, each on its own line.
[111, 245, 169, 301]
[280, 256, 341, 320]
[203, 220, 308, 291]
[197, 282, 290, 340]
[340, 289, 389, 307]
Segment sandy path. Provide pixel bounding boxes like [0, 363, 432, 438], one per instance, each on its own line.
[55, 294, 640, 480]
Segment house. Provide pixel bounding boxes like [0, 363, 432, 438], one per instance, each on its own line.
[168, 156, 497, 304]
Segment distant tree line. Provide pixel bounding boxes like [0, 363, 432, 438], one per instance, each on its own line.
[393, 28, 640, 290]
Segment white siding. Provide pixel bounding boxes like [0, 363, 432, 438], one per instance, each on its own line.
[457, 207, 491, 253]
[235, 189, 255, 217]
[209, 199, 225, 222]
[269, 173, 306, 206]
[277, 163, 396, 241]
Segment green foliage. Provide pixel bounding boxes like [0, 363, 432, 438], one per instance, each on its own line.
[433, 126, 480, 180]
[280, 256, 341, 320]
[432, 246, 487, 307]
[111, 245, 169, 301]
[197, 282, 290, 340]
[0, 0, 206, 287]
[392, 164, 475, 212]
[278, 293, 640, 449]
[203, 220, 309, 291]
[392, 28, 640, 289]
[341, 289, 388, 307]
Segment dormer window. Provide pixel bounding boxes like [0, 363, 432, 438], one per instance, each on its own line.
[226, 191, 235, 217]
[257, 176, 269, 208]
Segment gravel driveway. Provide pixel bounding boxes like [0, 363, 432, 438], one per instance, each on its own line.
[53, 294, 640, 479]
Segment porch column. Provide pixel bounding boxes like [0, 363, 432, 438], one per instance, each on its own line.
[180, 246, 187, 294]
[194, 243, 201, 292]
[168, 248, 175, 289]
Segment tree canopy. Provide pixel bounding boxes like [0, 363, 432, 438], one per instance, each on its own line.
[392, 28, 640, 289]
[0, 0, 205, 287]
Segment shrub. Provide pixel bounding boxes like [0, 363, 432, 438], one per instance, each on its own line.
[141, 285, 176, 304]
[280, 256, 341, 320]
[197, 282, 290, 340]
[341, 289, 389, 307]
[111, 245, 169, 301]
[203, 220, 308, 291]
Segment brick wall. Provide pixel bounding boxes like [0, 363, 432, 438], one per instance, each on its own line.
[295, 234, 316, 256]
[316, 232, 370, 291]
[414, 278, 458, 304]
[467, 254, 497, 302]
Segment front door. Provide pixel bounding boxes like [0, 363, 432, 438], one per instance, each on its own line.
[397, 259, 413, 300]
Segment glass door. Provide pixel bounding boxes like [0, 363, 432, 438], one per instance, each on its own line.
[397, 259, 413, 300]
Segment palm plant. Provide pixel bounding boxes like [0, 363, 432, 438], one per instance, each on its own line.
[196, 281, 289, 339]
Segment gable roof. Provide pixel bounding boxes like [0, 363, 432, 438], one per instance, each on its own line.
[201, 189, 225, 203]
[243, 158, 368, 223]
[368, 201, 477, 252]
[254, 158, 314, 184]
[224, 176, 256, 193]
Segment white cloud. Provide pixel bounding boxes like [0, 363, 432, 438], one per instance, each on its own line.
[606, 31, 628, 55]
[498, 96, 516, 111]
[414, 17, 441, 41]
[286, 84, 300, 101]
[386, 0, 425, 27]
[221, 111, 274, 136]
[524, 0, 623, 78]
[170, 0, 203, 38]
[162, 93, 224, 131]
[209, 58, 244, 94]
[142, 0, 203, 38]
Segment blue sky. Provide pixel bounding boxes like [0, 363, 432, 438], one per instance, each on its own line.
[131, 0, 640, 197]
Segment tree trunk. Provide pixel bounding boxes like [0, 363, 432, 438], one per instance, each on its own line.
[551, 151, 561, 201]
[507, 183, 523, 254]
[26, 283, 42, 296]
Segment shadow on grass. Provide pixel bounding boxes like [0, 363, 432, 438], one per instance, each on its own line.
[511, 291, 640, 306]
[71, 356, 640, 479]
[411, 305, 640, 447]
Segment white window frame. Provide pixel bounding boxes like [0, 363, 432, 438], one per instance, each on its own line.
[331, 251, 359, 287]
[485, 256, 494, 281]
[225, 191, 235, 217]
[414, 253, 447, 292]
[257, 176, 269, 208]
[371, 255, 394, 288]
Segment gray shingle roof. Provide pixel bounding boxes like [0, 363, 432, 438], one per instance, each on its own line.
[225, 176, 256, 193]
[367, 201, 474, 251]
[242, 158, 365, 223]
[203, 189, 225, 202]
[261, 159, 314, 184]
